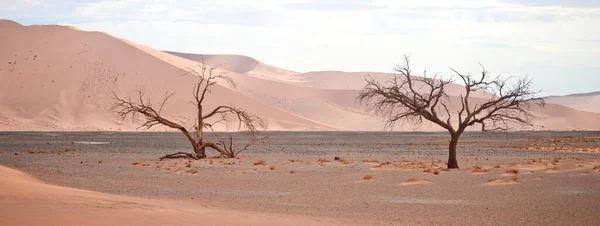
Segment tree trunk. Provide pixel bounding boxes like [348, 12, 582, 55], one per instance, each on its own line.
[178, 127, 203, 158]
[196, 105, 206, 157]
[447, 133, 460, 169]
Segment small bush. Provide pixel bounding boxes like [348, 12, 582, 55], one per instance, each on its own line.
[505, 169, 519, 174]
[132, 162, 142, 166]
[253, 160, 266, 166]
[363, 175, 374, 180]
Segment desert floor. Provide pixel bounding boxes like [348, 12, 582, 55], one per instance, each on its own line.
[1, 131, 600, 225]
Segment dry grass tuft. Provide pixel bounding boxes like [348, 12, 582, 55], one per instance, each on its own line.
[222, 161, 235, 166]
[362, 159, 379, 163]
[132, 162, 142, 166]
[363, 175, 374, 180]
[374, 162, 392, 168]
[27, 149, 35, 154]
[316, 158, 331, 164]
[253, 160, 266, 166]
[488, 177, 518, 183]
[505, 168, 519, 174]
[269, 166, 276, 170]
[472, 166, 489, 173]
[64, 148, 72, 152]
[142, 163, 151, 167]
[38, 150, 49, 154]
[190, 170, 199, 175]
[340, 159, 353, 164]
[289, 170, 296, 174]
[209, 160, 214, 165]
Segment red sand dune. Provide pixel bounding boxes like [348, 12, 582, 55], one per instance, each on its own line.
[1, 20, 600, 131]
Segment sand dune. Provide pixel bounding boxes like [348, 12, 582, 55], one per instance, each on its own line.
[0, 20, 333, 131]
[1, 20, 600, 131]
[545, 91, 600, 113]
[166, 51, 303, 83]
[0, 165, 336, 226]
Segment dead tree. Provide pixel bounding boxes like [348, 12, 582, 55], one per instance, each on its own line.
[113, 63, 264, 160]
[358, 55, 544, 169]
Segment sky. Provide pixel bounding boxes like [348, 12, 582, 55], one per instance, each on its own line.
[2, 0, 600, 96]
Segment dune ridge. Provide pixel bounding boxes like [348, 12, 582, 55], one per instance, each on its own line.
[1, 20, 600, 131]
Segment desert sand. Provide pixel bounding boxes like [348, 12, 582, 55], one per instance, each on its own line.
[1, 131, 600, 225]
[545, 91, 600, 113]
[0, 165, 341, 226]
[2, 19, 600, 226]
[2, 20, 600, 131]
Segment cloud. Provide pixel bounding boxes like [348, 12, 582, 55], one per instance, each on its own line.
[499, 0, 600, 8]
[285, 0, 380, 11]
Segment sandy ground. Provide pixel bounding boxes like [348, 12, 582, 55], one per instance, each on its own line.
[1, 131, 600, 225]
[0, 165, 343, 226]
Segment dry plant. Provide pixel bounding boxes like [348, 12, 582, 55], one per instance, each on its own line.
[363, 175, 374, 180]
[112, 60, 264, 160]
[132, 162, 142, 166]
[269, 166, 276, 170]
[222, 161, 235, 166]
[375, 161, 393, 168]
[289, 170, 296, 174]
[27, 149, 35, 154]
[340, 159, 353, 164]
[505, 168, 519, 174]
[488, 177, 518, 183]
[253, 160, 266, 166]
[472, 166, 489, 173]
[317, 158, 332, 164]
[358, 55, 544, 168]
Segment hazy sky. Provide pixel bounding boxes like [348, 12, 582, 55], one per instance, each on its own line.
[3, 0, 600, 96]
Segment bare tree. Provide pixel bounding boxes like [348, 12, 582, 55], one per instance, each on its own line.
[358, 55, 544, 169]
[113, 63, 264, 160]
